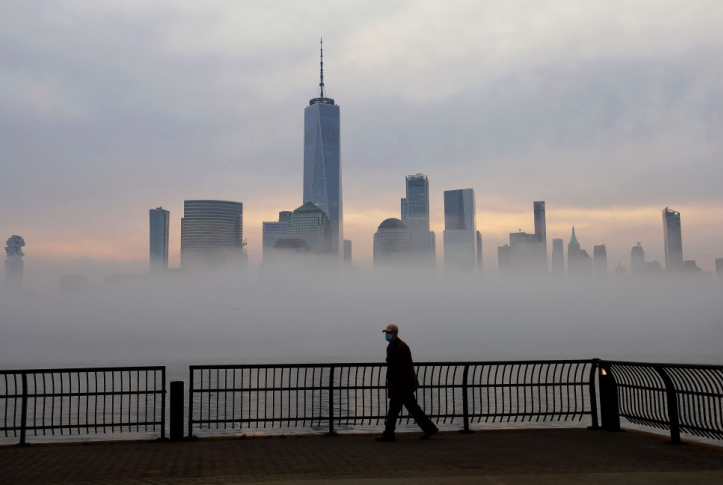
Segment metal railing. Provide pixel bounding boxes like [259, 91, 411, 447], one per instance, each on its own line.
[188, 360, 599, 437]
[4, 360, 721, 446]
[599, 361, 723, 443]
[1, 366, 166, 445]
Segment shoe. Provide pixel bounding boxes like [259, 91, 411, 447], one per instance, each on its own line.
[420, 428, 438, 440]
[375, 435, 395, 442]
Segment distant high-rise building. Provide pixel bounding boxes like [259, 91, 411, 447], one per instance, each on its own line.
[631, 242, 645, 277]
[278, 211, 293, 223]
[716, 258, 723, 281]
[4, 235, 25, 289]
[662, 207, 683, 273]
[401, 174, 436, 267]
[181, 200, 247, 269]
[149, 207, 170, 273]
[507, 231, 546, 274]
[443, 189, 477, 271]
[614, 263, 627, 278]
[262, 211, 293, 261]
[683, 260, 703, 275]
[500, 202, 547, 275]
[344, 239, 352, 265]
[374, 218, 413, 266]
[567, 227, 592, 277]
[476, 231, 483, 272]
[304, 40, 342, 260]
[533, 201, 547, 267]
[497, 244, 512, 275]
[551, 238, 564, 277]
[287, 202, 331, 254]
[593, 245, 607, 277]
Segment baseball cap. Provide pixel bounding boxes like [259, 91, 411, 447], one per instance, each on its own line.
[382, 324, 399, 334]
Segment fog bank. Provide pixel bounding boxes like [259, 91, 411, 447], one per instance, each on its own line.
[1, 267, 721, 368]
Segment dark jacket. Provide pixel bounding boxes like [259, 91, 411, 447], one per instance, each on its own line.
[385, 338, 420, 398]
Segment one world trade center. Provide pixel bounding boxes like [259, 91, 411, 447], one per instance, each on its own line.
[303, 40, 343, 259]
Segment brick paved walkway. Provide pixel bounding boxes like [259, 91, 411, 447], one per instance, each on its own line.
[1, 429, 722, 484]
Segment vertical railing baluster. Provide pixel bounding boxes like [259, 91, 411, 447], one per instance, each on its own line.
[187, 368, 194, 439]
[160, 368, 166, 440]
[460, 364, 472, 433]
[588, 359, 600, 429]
[327, 365, 336, 435]
[19, 372, 28, 445]
[654, 366, 681, 444]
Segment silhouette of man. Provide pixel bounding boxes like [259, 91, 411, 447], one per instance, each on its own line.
[376, 324, 438, 441]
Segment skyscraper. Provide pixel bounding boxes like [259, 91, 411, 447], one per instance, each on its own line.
[476, 231, 483, 272]
[500, 202, 547, 274]
[181, 200, 246, 269]
[287, 202, 331, 254]
[716, 258, 723, 281]
[593, 244, 607, 277]
[631, 242, 645, 277]
[149, 207, 169, 273]
[344, 239, 352, 265]
[4, 235, 25, 289]
[662, 207, 683, 273]
[373, 218, 413, 266]
[262, 211, 293, 261]
[551, 238, 564, 277]
[533, 201, 547, 267]
[303, 40, 342, 260]
[567, 227, 592, 277]
[401, 174, 435, 267]
[443, 189, 477, 271]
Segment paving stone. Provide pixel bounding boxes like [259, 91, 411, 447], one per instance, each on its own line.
[0, 428, 721, 484]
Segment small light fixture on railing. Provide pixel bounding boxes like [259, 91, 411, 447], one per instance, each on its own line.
[601, 368, 607, 376]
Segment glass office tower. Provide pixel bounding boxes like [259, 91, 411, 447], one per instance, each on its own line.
[662, 207, 683, 273]
[303, 41, 342, 260]
[149, 207, 170, 273]
[262, 211, 293, 261]
[443, 188, 477, 271]
[374, 218, 413, 266]
[287, 202, 331, 254]
[401, 174, 435, 267]
[551, 238, 564, 277]
[533, 201, 547, 268]
[181, 200, 246, 269]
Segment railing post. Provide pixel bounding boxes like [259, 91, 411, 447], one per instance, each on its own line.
[459, 365, 473, 434]
[588, 359, 600, 430]
[19, 372, 28, 446]
[598, 362, 620, 432]
[326, 365, 337, 436]
[169, 381, 184, 441]
[187, 368, 194, 439]
[161, 368, 167, 440]
[654, 366, 682, 444]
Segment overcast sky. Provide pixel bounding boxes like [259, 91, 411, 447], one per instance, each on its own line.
[1, 0, 722, 281]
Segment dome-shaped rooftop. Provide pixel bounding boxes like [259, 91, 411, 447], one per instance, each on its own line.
[378, 218, 408, 230]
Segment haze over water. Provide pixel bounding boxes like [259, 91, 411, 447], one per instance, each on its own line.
[2, 266, 721, 369]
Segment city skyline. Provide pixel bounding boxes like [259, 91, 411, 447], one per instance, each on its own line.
[2, 2, 722, 284]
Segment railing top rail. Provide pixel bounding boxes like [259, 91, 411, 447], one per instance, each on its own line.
[189, 359, 597, 370]
[0, 366, 166, 375]
[602, 360, 723, 370]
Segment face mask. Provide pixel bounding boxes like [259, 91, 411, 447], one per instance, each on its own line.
[385, 333, 393, 342]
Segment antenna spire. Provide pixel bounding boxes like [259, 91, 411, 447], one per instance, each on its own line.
[319, 38, 325, 98]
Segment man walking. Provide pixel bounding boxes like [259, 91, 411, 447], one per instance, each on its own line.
[376, 324, 439, 441]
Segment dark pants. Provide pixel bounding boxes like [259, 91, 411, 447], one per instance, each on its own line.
[384, 392, 438, 436]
